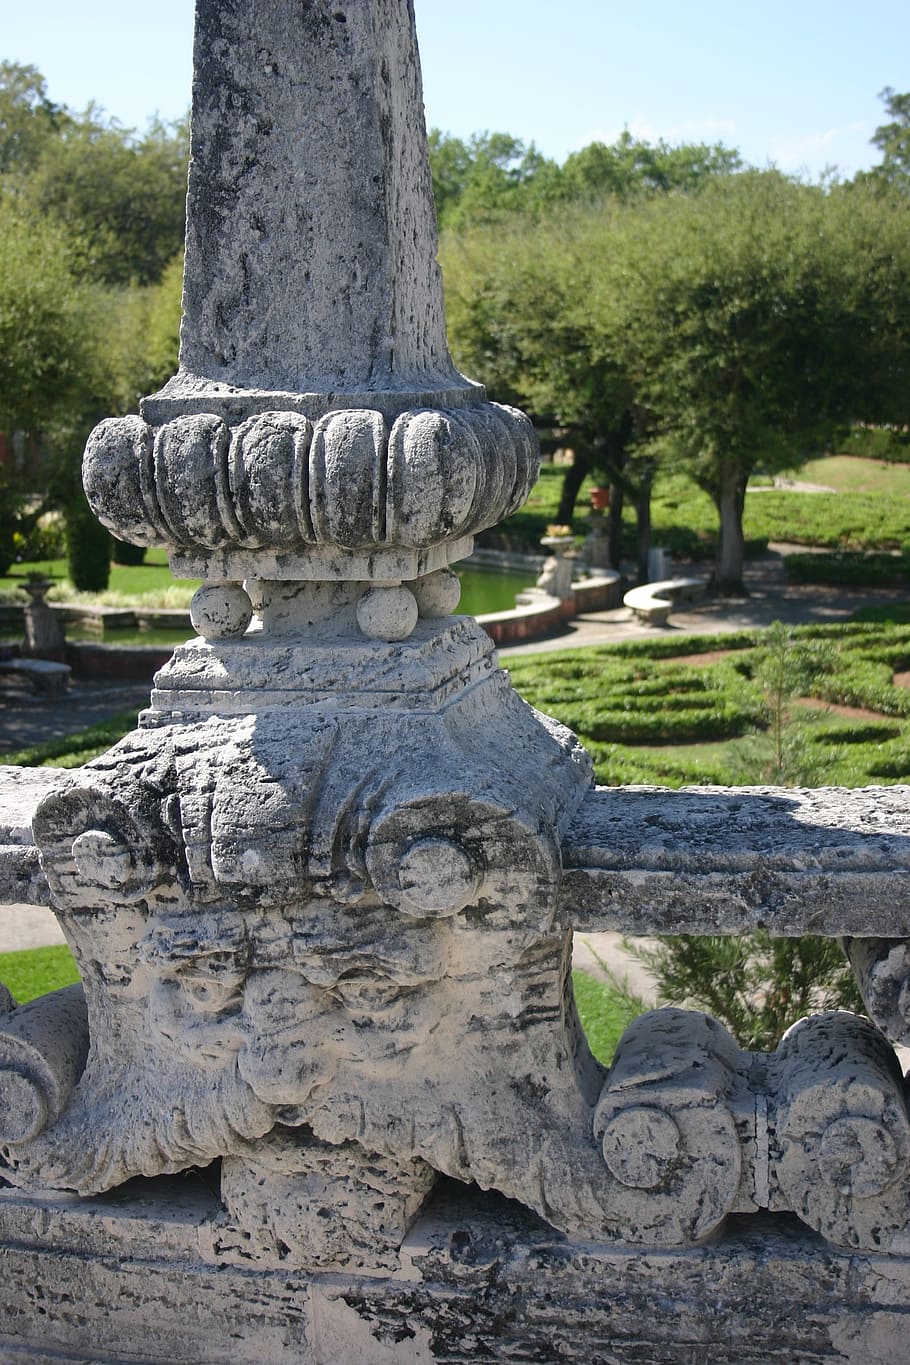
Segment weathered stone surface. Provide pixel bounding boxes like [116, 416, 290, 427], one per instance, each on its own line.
[592, 1009, 746, 1244]
[162, 0, 468, 410]
[84, 403, 537, 572]
[221, 1129, 437, 1270]
[11, 0, 910, 1355]
[0, 984, 88, 1146]
[845, 936, 910, 1044]
[771, 1012, 910, 1250]
[0, 769, 73, 847]
[561, 784, 910, 936]
[3, 653, 620, 1252]
[0, 768, 70, 906]
[2, 1178, 910, 1362]
[81, 0, 540, 597]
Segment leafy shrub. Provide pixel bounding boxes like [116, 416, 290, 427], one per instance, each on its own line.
[842, 425, 910, 465]
[16, 511, 65, 563]
[811, 723, 902, 746]
[563, 701, 761, 745]
[630, 934, 864, 1051]
[0, 711, 137, 768]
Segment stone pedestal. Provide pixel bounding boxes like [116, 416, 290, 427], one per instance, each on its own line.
[22, 577, 65, 659]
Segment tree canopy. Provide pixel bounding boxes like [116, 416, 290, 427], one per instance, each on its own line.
[866, 87, 910, 190]
[0, 64, 190, 578]
[427, 126, 742, 233]
[442, 170, 910, 591]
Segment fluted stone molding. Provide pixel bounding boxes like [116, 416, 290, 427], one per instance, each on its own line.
[83, 402, 537, 582]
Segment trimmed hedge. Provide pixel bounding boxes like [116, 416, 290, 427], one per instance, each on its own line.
[507, 620, 910, 787]
[65, 495, 111, 592]
[787, 551, 910, 588]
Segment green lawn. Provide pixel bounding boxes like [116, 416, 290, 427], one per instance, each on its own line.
[572, 970, 643, 1064]
[2, 547, 200, 608]
[0, 945, 80, 1003]
[492, 455, 910, 557]
[0, 711, 139, 768]
[798, 454, 910, 498]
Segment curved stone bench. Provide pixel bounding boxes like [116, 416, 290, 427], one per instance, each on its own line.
[0, 658, 71, 696]
[623, 576, 707, 626]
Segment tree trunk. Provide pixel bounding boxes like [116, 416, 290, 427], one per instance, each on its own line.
[607, 483, 624, 569]
[556, 450, 590, 524]
[714, 471, 747, 595]
[635, 486, 652, 584]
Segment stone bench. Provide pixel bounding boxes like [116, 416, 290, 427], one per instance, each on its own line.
[623, 576, 707, 626]
[0, 657, 71, 696]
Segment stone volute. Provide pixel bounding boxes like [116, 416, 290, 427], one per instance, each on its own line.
[81, 0, 537, 642]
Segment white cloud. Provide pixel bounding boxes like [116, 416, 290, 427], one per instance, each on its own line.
[772, 122, 868, 171]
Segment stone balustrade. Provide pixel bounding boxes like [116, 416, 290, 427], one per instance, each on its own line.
[2, 2, 910, 1360]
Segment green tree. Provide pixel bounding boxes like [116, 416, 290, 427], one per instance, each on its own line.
[866, 87, 910, 189]
[0, 62, 70, 175]
[562, 130, 741, 199]
[22, 112, 188, 286]
[602, 172, 910, 592]
[429, 129, 563, 231]
[0, 203, 92, 437]
[0, 68, 189, 587]
[439, 134, 747, 571]
[442, 212, 651, 568]
[634, 932, 862, 1052]
[144, 251, 184, 389]
[0, 200, 100, 569]
[430, 128, 743, 234]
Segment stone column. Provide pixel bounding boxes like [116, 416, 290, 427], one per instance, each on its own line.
[82, 0, 537, 640]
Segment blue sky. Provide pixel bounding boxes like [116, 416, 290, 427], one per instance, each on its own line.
[2, 1, 907, 179]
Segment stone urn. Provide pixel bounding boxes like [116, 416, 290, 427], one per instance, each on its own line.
[22, 576, 66, 659]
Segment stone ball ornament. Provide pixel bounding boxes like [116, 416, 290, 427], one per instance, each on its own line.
[355, 584, 419, 642]
[70, 828, 135, 892]
[412, 568, 462, 618]
[190, 582, 254, 640]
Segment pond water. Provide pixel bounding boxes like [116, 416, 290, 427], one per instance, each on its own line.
[456, 566, 535, 616]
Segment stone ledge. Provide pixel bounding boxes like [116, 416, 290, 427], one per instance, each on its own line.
[0, 1179, 908, 1363]
[562, 784, 910, 936]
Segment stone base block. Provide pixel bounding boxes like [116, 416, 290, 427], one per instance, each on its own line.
[2, 1176, 910, 1362]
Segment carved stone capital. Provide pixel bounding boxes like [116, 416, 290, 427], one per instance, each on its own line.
[83, 402, 537, 582]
